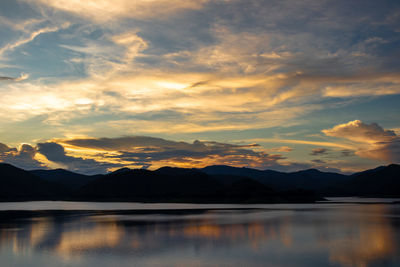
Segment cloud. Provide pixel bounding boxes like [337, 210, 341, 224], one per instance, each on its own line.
[0, 72, 320, 130]
[0, 73, 29, 82]
[0, 143, 11, 153]
[1, 136, 301, 173]
[59, 136, 286, 170]
[37, 142, 121, 174]
[359, 140, 400, 162]
[1, 1, 399, 138]
[246, 138, 353, 150]
[0, 24, 69, 57]
[323, 120, 400, 162]
[32, 0, 209, 22]
[310, 148, 328, 156]
[112, 32, 148, 63]
[0, 143, 45, 170]
[323, 120, 396, 143]
[0, 16, 46, 33]
[0, 0, 399, 174]
[64, 136, 206, 151]
[0, 135, 368, 174]
[0, 77, 15, 82]
[311, 159, 326, 164]
[269, 146, 293, 152]
[341, 149, 355, 157]
[322, 76, 400, 98]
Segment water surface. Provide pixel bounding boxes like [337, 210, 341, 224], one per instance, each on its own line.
[0, 200, 399, 267]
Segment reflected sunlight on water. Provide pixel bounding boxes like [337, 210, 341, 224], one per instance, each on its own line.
[324, 205, 397, 267]
[0, 203, 399, 267]
[56, 221, 124, 259]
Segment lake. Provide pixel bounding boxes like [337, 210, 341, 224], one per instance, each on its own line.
[0, 199, 399, 267]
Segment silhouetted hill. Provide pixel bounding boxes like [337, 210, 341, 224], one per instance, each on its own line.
[208, 174, 251, 186]
[200, 165, 288, 188]
[201, 165, 273, 178]
[224, 178, 276, 202]
[287, 169, 349, 191]
[1, 163, 398, 201]
[328, 164, 400, 197]
[76, 166, 321, 203]
[77, 167, 224, 201]
[31, 169, 100, 190]
[200, 165, 349, 191]
[351, 165, 387, 177]
[0, 163, 64, 200]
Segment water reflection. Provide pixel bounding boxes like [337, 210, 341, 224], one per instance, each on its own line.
[319, 205, 397, 267]
[56, 222, 123, 258]
[0, 204, 399, 267]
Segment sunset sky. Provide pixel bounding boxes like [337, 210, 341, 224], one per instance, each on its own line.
[0, 0, 399, 174]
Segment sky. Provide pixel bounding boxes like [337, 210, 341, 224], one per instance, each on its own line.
[0, 0, 399, 174]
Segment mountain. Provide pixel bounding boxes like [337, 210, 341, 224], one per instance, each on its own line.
[77, 167, 224, 201]
[0, 163, 398, 201]
[200, 165, 288, 189]
[200, 165, 349, 192]
[77, 166, 320, 203]
[31, 169, 100, 191]
[328, 164, 400, 197]
[0, 163, 63, 200]
[201, 165, 275, 179]
[286, 169, 350, 191]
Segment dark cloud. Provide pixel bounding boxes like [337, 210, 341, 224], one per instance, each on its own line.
[0, 142, 45, 170]
[65, 136, 198, 151]
[269, 146, 293, 152]
[140, 0, 400, 78]
[37, 142, 121, 174]
[64, 136, 285, 169]
[310, 148, 328, 156]
[0, 74, 28, 82]
[0, 76, 15, 81]
[0, 143, 11, 153]
[361, 139, 400, 163]
[341, 149, 355, 157]
[189, 80, 210, 88]
[1, 135, 350, 173]
[311, 159, 326, 164]
[37, 142, 69, 162]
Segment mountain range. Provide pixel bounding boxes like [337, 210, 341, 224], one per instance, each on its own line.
[0, 163, 399, 202]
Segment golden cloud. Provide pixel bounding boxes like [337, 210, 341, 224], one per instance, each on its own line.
[32, 0, 210, 22]
[323, 120, 400, 162]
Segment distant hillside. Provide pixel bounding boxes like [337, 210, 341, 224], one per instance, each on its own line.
[200, 165, 349, 192]
[31, 169, 100, 190]
[200, 164, 399, 197]
[285, 169, 350, 191]
[327, 164, 400, 197]
[77, 167, 319, 203]
[201, 165, 278, 179]
[0, 163, 398, 202]
[200, 165, 290, 189]
[0, 163, 64, 200]
[78, 167, 223, 200]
